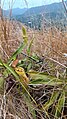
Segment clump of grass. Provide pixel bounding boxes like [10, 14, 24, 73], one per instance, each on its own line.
[0, 25, 67, 119]
[0, 0, 67, 118]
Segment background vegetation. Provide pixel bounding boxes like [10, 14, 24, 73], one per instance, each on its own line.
[0, 0, 67, 119]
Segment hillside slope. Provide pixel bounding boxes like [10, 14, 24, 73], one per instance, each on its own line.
[14, 1, 67, 29]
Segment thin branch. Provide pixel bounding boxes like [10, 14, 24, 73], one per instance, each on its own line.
[62, 0, 67, 13]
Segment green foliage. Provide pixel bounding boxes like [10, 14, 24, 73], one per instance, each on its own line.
[8, 26, 28, 64]
[42, 91, 59, 110]
[0, 26, 67, 119]
[0, 59, 3, 66]
[55, 91, 65, 118]
[22, 26, 27, 36]
[8, 43, 26, 64]
[28, 71, 66, 85]
[31, 53, 40, 62]
[3, 63, 19, 79]
[0, 61, 37, 106]
[27, 39, 34, 55]
[22, 26, 28, 44]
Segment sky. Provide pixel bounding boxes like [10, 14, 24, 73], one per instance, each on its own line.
[1, 0, 65, 9]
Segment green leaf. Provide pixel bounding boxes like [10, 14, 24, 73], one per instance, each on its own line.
[27, 39, 34, 55]
[22, 26, 28, 44]
[0, 59, 3, 66]
[27, 63, 32, 72]
[23, 37, 28, 44]
[8, 27, 28, 64]
[55, 91, 65, 118]
[42, 91, 59, 110]
[31, 53, 39, 62]
[3, 70, 9, 78]
[3, 63, 19, 79]
[22, 26, 27, 36]
[28, 71, 64, 86]
[8, 43, 26, 64]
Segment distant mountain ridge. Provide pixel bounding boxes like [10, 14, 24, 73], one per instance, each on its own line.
[3, 1, 67, 17]
[23, 2, 63, 15]
[3, 8, 27, 16]
[3, 1, 67, 29]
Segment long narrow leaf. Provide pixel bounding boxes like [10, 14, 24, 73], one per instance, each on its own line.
[22, 26, 27, 36]
[8, 43, 26, 64]
[28, 71, 65, 85]
[55, 91, 65, 118]
[0, 59, 3, 66]
[3, 63, 19, 79]
[42, 91, 59, 110]
[27, 39, 34, 55]
[22, 26, 28, 44]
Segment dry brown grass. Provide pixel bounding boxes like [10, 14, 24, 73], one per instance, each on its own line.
[0, 18, 67, 119]
[0, 19, 23, 61]
[0, 18, 67, 63]
[27, 27, 67, 66]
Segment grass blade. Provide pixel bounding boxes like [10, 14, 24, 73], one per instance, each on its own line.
[3, 63, 19, 79]
[42, 91, 59, 110]
[28, 71, 65, 85]
[8, 43, 26, 64]
[27, 39, 34, 55]
[22, 26, 28, 44]
[55, 91, 65, 118]
[0, 59, 3, 66]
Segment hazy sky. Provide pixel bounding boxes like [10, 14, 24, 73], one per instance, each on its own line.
[1, 0, 65, 9]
